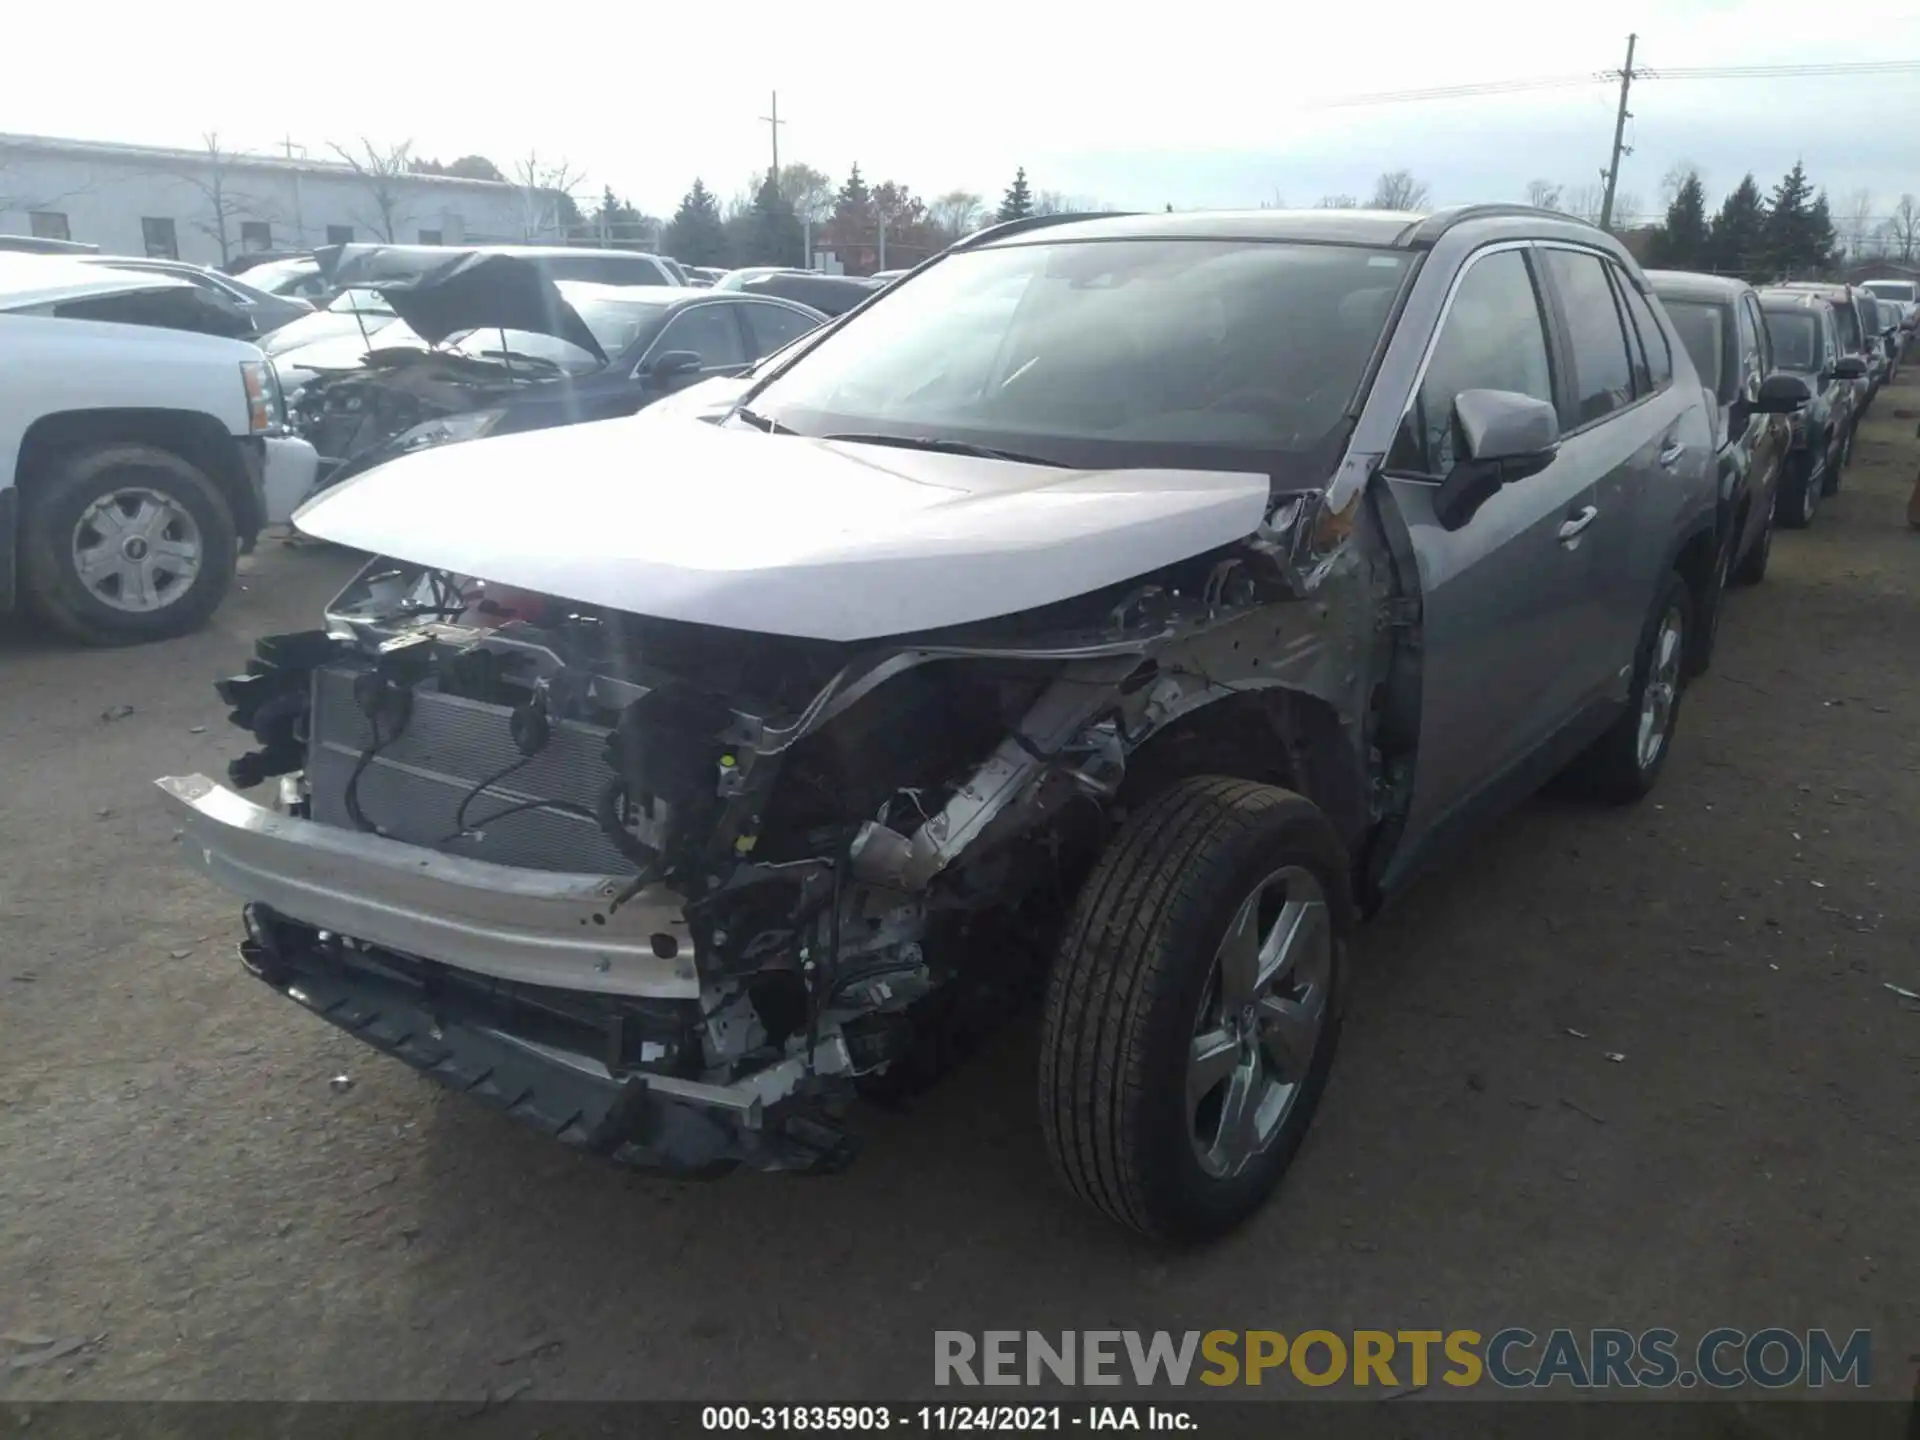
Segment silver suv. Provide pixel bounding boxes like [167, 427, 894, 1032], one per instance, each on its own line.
[162, 206, 1722, 1239]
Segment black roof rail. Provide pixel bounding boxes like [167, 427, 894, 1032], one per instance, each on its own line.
[951, 211, 1138, 250]
[1403, 203, 1605, 247]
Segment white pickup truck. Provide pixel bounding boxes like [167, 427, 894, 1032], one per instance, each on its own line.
[0, 256, 318, 644]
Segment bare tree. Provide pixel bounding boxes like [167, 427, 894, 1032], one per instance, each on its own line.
[1317, 194, 1360, 209]
[1660, 161, 1702, 207]
[513, 151, 588, 240]
[1524, 179, 1564, 211]
[166, 133, 280, 264]
[1369, 170, 1430, 210]
[930, 189, 984, 241]
[1565, 183, 1607, 225]
[1843, 189, 1878, 259]
[1887, 194, 1920, 263]
[1612, 191, 1644, 229]
[328, 139, 416, 242]
[775, 164, 835, 267]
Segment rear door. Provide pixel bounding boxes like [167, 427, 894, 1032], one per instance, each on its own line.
[1534, 246, 1687, 699]
[1378, 242, 1602, 832]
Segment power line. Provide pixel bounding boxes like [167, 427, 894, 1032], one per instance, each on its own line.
[1312, 56, 1920, 110]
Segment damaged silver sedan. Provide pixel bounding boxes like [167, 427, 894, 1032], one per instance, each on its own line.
[161, 206, 1722, 1238]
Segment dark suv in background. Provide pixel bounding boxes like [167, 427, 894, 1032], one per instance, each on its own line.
[1757, 288, 1867, 523]
[1646, 271, 1801, 629]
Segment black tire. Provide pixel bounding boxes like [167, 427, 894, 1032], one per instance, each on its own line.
[17, 443, 237, 646]
[1732, 496, 1772, 586]
[1039, 777, 1354, 1240]
[1775, 444, 1821, 531]
[1559, 570, 1693, 805]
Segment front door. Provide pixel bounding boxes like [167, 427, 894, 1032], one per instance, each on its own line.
[1377, 243, 1605, 861]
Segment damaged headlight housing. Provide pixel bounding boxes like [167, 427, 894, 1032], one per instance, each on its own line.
[393, 408, 508, 453]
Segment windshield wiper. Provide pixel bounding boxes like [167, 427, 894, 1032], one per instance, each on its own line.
[733, 406, 794, 434]
[818, 432, 1064, 467]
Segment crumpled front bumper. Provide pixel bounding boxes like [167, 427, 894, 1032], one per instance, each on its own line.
[157, 774, 698, 999]
[158, 774, 860, 1174]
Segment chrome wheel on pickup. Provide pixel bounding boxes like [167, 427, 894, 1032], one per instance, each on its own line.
[72, 488, 204, 613]
[18, 442, 237, 646]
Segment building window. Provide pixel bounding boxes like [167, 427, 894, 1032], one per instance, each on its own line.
[325, 225, 354, 245]
[29, 211, 71, 241]
[418, 229, 443, 245]
[141, 217, 178, 259]
[240, 221, 272, 251]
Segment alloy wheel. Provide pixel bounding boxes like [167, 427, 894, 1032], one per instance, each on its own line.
[1187, 865, 1332, 1179]
[1637, 605, 1686, 772]
[71, 488, 203, 614]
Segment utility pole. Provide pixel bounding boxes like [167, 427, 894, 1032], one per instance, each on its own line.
[1599, 32, 1637, 231]
[760, 92, 783, 188]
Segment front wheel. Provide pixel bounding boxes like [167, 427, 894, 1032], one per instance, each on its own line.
[1776, 445, 1821, 530]
[18, 443, 238, 646]
[1039, 777, 1353, 1240]
[1732, 497, 1773, 585]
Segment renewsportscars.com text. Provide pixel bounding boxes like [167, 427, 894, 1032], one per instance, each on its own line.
[934, 1328, 1872, 1390]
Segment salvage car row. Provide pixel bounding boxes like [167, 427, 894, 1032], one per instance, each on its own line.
[0, 241, 879, 643]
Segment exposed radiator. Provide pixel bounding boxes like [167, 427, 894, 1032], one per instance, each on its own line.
[307, 666, 640, 874]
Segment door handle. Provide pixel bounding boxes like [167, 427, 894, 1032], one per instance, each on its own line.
[1558, 505, 1599, 542]
[1658, 439, 1687, 469]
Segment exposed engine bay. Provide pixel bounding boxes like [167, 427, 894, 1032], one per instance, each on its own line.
[167, 498, 1399, 1175]
[289, 347, 535, 482]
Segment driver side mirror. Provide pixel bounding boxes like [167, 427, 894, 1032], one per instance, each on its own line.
[1433, 388, 1560, 531]
[1756, 373, 1812, 414]
[644, 349, 703, 387]
[1833, 355, 1867, 380]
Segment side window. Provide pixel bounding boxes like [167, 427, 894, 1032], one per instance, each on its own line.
[1732, 295, 1762, 390]
[1385, 248, 1554, 476]
[1541, 250, 1637, 427]
[651, 305, 746, 369]
[741, 302, 820, 359]
[1617, 281, 1672, 390]
[1744, 297, 1772, 376]
[1608, 268, 1650, 396]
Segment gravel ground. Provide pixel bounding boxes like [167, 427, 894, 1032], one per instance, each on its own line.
[1, 379, 1916, 1404]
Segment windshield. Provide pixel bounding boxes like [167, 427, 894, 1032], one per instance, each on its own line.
[446, 328, 605, 375]
[1764, 311, 1819, 373]
[1663, 300, 1730, 400]
[747, 238, 1412, 473]
[327, 287, 393, 315]
[1862, 280, 1915, 304]
[1830, 299, 1862, 351]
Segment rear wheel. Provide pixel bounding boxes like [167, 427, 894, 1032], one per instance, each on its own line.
[1039, 777, 1352, 1240]
[1559, 571, 1692, 805]
[18, 443, 237, 646]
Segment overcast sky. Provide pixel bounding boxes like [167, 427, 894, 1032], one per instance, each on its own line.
[6, 0, 1917, 223]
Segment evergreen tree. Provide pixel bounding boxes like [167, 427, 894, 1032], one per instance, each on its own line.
[1706, 174, 1768, 279]
[663, 179, 729, 267]
[997, 167, 1033, 222]
[743, 174, 804, 266]
[1805, 191, 1838, 273]
[827, 163, 876, 260]
[1650, 172, 1709, 270]
[1763, 162, 1821, 278]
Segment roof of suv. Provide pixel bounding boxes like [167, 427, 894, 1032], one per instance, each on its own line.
[959, 204, 1608, 253]
[1644, 269, 1752, 303]
[1772, 281, 1858, 300]
[1755, 288, 1830, 312]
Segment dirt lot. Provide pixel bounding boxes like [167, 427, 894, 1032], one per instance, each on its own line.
[1, 378, 1916, 1405]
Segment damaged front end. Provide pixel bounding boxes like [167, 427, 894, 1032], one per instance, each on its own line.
[159, 494, 1393, 1176]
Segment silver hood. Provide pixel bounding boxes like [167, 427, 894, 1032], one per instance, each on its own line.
[292, 415, 1273, 642]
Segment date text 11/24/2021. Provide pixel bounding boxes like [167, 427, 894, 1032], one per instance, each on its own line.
[702, 1406, 1196, 1431]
